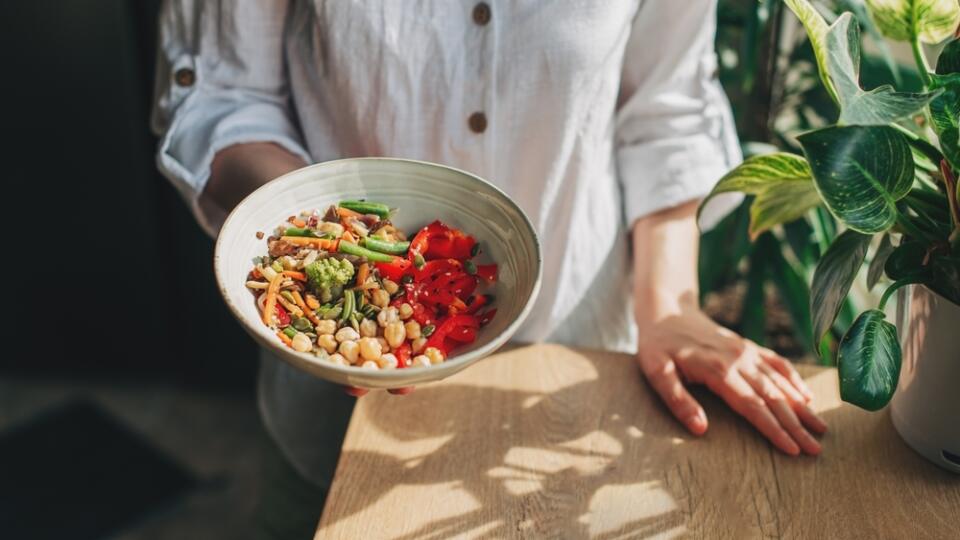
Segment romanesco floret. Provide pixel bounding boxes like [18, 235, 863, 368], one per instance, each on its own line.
[305, 258, 355, 301]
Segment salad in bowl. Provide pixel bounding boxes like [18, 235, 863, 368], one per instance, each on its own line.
[214, 158, 541, 389]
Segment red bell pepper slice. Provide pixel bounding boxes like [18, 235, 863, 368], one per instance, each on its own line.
[425, 314, 480, 352]
[410, 221, 477, 261]
[475, 264, 498, 282]
[393, 342, 412, 368]
[375, 257, 412, 282]
[275, 303, 291, 327]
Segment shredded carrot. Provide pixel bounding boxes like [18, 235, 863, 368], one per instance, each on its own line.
[282, 270, 307, 281]
[277, 331, 294, 347]
[280, 236, 339, 251]
[292, 290, 322, 325]
[336, 206, 362, 219]
[341, 231, 356, 244]
[291, 290, 308, 311]
[305, 294, 321, 310]
[356, 262, 369, 287]
[262, 272, 284, 325]
[292, 218, 306, 228]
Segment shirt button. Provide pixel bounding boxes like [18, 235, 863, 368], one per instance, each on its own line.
[174, 68, 196, 87]
[472, 2, 491, 26]
[468, 112, 487, 133]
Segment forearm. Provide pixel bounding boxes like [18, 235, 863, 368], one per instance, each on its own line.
[201, 142, 308, 216]
[631, 200, 701, 328]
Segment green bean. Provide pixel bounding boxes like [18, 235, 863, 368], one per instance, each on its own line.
[283, 227, 315, 237]
[338, 242, 396, 263]
[340, 289, 355, 322]
[282, 326, 298, 339]
[362, 237, 410, 255]
[338, 200, 391, 219]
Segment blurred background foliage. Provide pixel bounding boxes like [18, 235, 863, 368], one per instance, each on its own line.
[704, 0, 921, 361]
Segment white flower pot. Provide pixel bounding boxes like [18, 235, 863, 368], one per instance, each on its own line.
[892, 285, 960, 473]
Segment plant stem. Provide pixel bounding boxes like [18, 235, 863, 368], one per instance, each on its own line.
[940, 160, 960, 238]
[912, 36, 932, 88]
[879, 277, 924, 312]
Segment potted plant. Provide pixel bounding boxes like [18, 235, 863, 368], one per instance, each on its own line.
[701, 0, 960, 472]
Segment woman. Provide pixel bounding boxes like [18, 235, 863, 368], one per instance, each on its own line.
[154, 0, 826, 534]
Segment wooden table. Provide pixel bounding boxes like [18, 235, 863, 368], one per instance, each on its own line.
[317, 345, 960, 539]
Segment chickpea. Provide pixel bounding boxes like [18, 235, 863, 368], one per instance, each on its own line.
[361, 360, 379, 370]
[291, 332, 313, 353]
[424, 347, 444, 365]
[378, 353, 399, 369]
[328, 353, 350, 366]
[338, 340, 359, 364]
[384, 321, 406, 349]
[335, 327, 360, 343]
[377, 306, 399, 327]
[382, 279, 399, 295]
[404, 320, 421, 340]
[412, 355, 432, 367]
[411, 337, 428, 354]
[317, 334, 338, 354]
[315, 320, 337, 335]
[371, 289, 391, 309]
[359, 318, 378, 338]
[397, 303, 414, 320]
[376, 336, 390, 352]
[359, 337, 382, 362]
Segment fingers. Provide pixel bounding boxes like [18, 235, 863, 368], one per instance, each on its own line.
[758, 346, 814, 402]
[640, 354, 708, 435]
[343, 386, 369, 397]
[388, 386, 416, 395]
[739, 367, 822, 455]
[707, 371, 801, 456]
[758, 363, 827, 434]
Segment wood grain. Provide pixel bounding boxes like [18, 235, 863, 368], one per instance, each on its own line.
[316, 345, 960, 539]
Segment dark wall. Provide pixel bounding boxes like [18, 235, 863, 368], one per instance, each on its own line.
[3, 1, 258, 388]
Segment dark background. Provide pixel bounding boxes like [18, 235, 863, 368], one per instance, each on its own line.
[3, 0, 258, 389]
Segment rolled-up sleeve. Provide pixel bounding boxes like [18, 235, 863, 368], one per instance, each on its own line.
[615, 0, 742, 229]
[151, 0, 311, 237]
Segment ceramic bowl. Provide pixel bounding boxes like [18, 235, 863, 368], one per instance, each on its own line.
[215, 158, 542, 388]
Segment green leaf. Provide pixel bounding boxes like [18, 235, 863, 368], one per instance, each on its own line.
[827, 13, 940, 125]
[929, 254, 960, 304]
[884, 238, 929, 279]
[699, 153, 820, 238]
[798, 125, 914, 233]
[928, 42, 960, 169]
[840, 0, 903, 85]
[867, 234, 895, 289]
[784, 0, 840, 103]
[865, 0, 960, 44]
[838, 309, 902, 411]
[810, 230, 872, 352]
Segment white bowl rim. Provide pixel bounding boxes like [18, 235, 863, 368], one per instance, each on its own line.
[213, 156, 543, 383]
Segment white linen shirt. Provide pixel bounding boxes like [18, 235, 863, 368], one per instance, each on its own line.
[153, 0, 740, 484]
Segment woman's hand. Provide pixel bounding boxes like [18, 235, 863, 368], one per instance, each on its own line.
[632, 200, 827, 456]
[636, 306, 826, 455]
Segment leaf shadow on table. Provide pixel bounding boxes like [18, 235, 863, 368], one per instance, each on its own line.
[319, 346, 960, 539]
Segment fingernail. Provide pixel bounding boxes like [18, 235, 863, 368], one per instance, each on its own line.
[686, 412, 708, 435]
[781, 437, 801, 456]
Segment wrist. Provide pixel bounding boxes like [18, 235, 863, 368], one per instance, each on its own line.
[633, 285, 699, 330]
